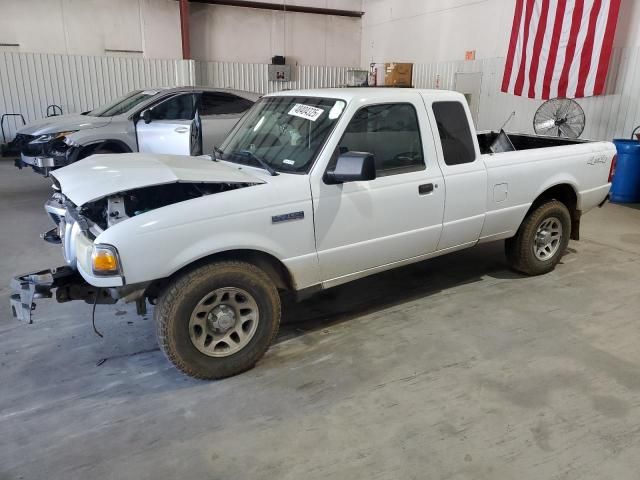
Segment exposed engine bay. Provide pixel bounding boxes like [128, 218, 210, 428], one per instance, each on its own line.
[80, 182, 254, 230]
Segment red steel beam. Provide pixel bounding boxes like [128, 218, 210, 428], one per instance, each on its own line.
[179, 0, 191, 59]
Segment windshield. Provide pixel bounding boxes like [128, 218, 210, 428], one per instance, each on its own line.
[219, 96, 347, 173]
[88, 89, 163, 117]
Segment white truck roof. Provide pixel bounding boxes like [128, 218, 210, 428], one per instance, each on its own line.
[266, 87, 466, 103]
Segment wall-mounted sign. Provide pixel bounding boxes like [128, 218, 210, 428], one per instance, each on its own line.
[268, 64, 291, 82]
[465, 50, 476, 61]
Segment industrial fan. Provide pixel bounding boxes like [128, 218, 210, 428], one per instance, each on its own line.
[533, 98, 585, 138]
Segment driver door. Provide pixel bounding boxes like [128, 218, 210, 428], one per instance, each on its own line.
[137, 93, 199, 155]
[312, 98, 445, 284]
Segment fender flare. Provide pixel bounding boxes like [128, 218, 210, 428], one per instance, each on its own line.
[80, 139, 134, 154]
[67, 139, 134, 163]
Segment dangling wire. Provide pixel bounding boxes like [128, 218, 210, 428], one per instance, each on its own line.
[92, 288, 104, 338]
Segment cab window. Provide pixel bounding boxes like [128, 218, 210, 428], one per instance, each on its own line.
[338, 103, 425, 176]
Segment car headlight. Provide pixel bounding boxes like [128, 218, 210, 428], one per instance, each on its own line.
[29, 131, 77, 144]
[91, 244, 122, 276]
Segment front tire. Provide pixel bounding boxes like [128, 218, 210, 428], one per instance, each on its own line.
[155, 261, 281, 380]
[505, 200, 571, 276]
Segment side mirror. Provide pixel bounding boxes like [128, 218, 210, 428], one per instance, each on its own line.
[325, 152, 376, 184]
[142, 109, 152, 124]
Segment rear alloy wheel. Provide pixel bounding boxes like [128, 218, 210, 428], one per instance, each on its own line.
[533, 216, 563, 261]
[155, 261, 281, 380]
[505, 200, 571, 276]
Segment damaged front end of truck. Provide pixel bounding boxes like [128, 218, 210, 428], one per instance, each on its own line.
[11, 191, 125, 323]
[10, 153, 263, 323]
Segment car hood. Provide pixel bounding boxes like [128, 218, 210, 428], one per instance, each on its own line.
[52, 153, 265, 205]
[17, 114, 111, 136]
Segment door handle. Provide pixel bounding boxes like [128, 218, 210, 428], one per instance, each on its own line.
[418, 183, 434, 195]
[174, 126, 189, 133]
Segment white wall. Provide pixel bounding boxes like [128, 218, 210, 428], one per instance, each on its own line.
[0, 0, 362, 66]
[361, 0, 640, 141]
[361, 0, 640, 65]
[0, 0, 182, 59]
[189, 2, 362, 66]
[613, 0, 640, 48]
[361, 0, 515, 65]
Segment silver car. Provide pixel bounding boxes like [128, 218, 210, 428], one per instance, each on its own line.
[13, 86, 259, 175]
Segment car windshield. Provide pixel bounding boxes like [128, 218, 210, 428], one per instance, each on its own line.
[87, 89, 163, 117]
[218, 96, 347, 173]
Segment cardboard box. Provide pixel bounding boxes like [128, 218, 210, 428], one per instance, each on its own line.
[369, 62, 413, 87]
[384, 62, 413, 87]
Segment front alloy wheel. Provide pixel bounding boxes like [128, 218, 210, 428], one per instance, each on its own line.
[155, 261, 281, 380]
[189, 287, 260, 357]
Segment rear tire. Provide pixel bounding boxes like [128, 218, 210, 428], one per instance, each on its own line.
[155, 261, 281, 380]
[505, 200, 571, 276]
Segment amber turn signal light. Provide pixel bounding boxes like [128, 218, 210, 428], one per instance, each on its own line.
[91, 245, 120, 276]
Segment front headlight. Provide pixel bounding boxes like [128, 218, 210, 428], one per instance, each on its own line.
[29, 131, 77, 144]
[91, 244, 122, 276]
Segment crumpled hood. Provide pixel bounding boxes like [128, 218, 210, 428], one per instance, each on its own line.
[52, 153, 265, 205]
[17, 113, 111, 136]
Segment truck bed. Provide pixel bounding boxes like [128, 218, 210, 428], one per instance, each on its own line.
[477, 131, 587, 155]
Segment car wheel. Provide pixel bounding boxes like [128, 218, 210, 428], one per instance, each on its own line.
[505, 200, 571, 276]
[154, 261, 281, 380]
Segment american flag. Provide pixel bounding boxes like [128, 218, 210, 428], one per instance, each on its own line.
[502, 0, 621, 99]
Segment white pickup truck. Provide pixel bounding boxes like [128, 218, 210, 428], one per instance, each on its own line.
[11, 88, 615, 379]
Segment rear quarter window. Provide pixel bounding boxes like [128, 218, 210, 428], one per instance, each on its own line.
[432, 101, 476, 165]
[200, 92, 254, 115]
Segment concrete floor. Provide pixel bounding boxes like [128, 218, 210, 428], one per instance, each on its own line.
[1, 158, 640, 480]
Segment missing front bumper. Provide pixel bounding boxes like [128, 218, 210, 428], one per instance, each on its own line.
[10, 266, 116, 323]
[10, 267, 76, 323]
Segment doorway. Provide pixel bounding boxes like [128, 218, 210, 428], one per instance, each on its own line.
[454, 72, 483, 127]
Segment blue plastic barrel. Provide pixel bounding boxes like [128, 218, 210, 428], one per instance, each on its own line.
[611, 139, 640, 203]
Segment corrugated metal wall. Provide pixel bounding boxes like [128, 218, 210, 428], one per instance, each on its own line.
[413, 47, 640, 141]
[194, 61, 360, 94]
[4, 49, 638, 143]
[0, 52, 360, 142]
[0, 51, 193, 142]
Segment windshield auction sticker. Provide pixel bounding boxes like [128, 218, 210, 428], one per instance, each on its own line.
[288, 104, 324, 122]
